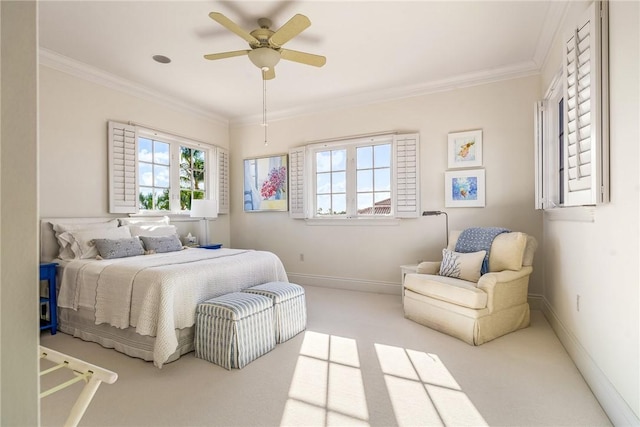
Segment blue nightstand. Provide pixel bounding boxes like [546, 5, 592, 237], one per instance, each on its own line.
[199, 244, 222, 250]
[40, 262, 58, 335]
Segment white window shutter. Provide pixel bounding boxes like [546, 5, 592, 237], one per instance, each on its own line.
[289, 147, 306, 219]
[534, 101, 545, 210]
[108, 121, 138, 214]
[562, 2, 609, 206]
[394, 133, 420, 218]
[217, 147, 230, 214]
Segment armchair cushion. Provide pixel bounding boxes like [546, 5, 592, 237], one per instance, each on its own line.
[438, 249, 486, 282]
[490, 232, 527, 271]
[404, 274, 488, 309]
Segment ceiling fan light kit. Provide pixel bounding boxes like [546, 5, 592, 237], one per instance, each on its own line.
[248, 47, 280, 71]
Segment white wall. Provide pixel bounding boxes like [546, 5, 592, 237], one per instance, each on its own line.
[1, 1, 39, 425]
[229, 75, 543, 296]
[540, 1, 640, 424]
[39, 66, 232, 247]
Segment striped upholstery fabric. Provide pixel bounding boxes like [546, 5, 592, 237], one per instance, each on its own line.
[195, 292, 275, 369]
[243, 282, 307, 343]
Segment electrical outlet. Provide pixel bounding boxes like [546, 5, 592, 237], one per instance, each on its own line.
[299, 253, 304, 262]
[576, 294, 581, 312]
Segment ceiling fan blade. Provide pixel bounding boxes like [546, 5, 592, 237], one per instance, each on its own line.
[280, 49, 326, 67]
[208, 12, 260, 47]
[204, 50, 250, 61]
[269, 14, 311, 47]
[262, 67, 276, 80]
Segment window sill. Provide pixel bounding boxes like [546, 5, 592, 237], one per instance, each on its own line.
[543, 206, 595, 222]
[305, 218, 401, 226]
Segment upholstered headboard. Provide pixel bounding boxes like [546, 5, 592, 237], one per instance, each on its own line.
[40, 217, 116, 262]
[40, 216, 195, 262]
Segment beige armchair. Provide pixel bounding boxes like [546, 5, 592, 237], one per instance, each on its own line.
[403, 230, 537, 345]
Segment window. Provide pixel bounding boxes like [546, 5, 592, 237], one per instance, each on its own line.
[108, 121, 228, 215]
[535, 1, 609, 209]
[314, 143, 392, 217]
[289, 133, 419, 220]
[138, 137, 171, 210]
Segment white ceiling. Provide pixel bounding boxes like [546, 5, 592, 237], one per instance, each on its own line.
[38, 1, 567, 125]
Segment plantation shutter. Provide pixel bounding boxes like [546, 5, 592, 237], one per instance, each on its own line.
[288, 147, 306, 218]
[217, 147, 230, 214]
[562, 1, 609, 206]
[534, 101, 545, 210]
[394, 133, 420, 218]
[108, 121, 138, 214]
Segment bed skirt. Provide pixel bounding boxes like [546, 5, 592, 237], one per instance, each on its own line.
[58, 307, 194, 364]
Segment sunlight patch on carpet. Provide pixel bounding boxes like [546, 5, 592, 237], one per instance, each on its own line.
[375, 343, 487, 427]
[280, 331, 369, 426]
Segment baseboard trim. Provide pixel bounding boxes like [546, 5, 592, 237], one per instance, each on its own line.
[542, 299, 640, 426]
[286, 272, 401, 295]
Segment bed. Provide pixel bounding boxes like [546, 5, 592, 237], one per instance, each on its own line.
[41, 217, 288, 368]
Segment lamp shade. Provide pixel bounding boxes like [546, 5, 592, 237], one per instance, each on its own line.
[190, 199, 218, 219]
[248, 47, 281, 70]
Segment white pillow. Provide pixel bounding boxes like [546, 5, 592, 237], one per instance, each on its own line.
[128, 224, 177, 237]
[51, 220, 119, 260]
[119, 216, 170, 226]
[439, 249, 487, 283]
[68, 226, 132, 259]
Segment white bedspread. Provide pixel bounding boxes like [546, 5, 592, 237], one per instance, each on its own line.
[58, 248, 288, 367]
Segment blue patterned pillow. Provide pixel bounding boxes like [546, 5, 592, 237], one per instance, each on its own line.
[140, 235, 183, 254]
[94, 237, 145, 259]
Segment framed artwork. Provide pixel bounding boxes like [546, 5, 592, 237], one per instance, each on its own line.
[243, 154, 288, 212]
[448, 130, 483, 169]
[445, 169, 485, 207]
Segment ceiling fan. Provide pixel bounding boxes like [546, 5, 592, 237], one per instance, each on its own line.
[203, 12, 326, 80]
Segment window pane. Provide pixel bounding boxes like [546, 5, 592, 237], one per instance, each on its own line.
[155, 188, 170, 210]
[357, 193, 374, 213]
[139, 187, 153, 210]
[154, 141, 170, 165]
[317, 195, 331, 215]
[332, 171, 346, 193]
[317, 172, 331, 194]
[180, 190, 192, 210]
[374, 144, 391, 167]
[332, 194, 346, 215]
[138, 138, 153, 162]
[316, 151, 331, 173]
[374, 169, 391, 191]
[332, 149, 347, 171]
[357, 146, 373, 169]
[180, 147, 192, 169]
[357, 170, 373, 192]
[139, 163, 152, 186]
[374, 193, 391, 215]
[193, 150, 205, 164]
[154, 165, 170, 188]
[179, 169, 191, 189]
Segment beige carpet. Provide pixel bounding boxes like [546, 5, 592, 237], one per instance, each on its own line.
[40, 285, 611, 427]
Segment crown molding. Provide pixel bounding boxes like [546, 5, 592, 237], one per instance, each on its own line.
[533, 1, 570, 69]
[39, 48, 229, 127]
[231, 60, 541, 126]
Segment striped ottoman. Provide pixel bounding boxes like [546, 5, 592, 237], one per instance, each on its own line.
[243, 282, 307, 343]
[195, 292, 275, 369]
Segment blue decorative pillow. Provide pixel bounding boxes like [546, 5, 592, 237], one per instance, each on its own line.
[94, 237, 145, 259]
[140, 235, 183, 254]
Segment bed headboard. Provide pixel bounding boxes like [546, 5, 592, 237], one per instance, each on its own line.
[40, 216, 194, 262]
[40, 217, 116, 262]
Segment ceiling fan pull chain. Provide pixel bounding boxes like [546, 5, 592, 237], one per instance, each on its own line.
[263, 76, 268, 146]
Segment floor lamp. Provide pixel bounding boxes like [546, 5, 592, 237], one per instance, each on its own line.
[190, 199, 218, 246]
[422, 210, 449, 247]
